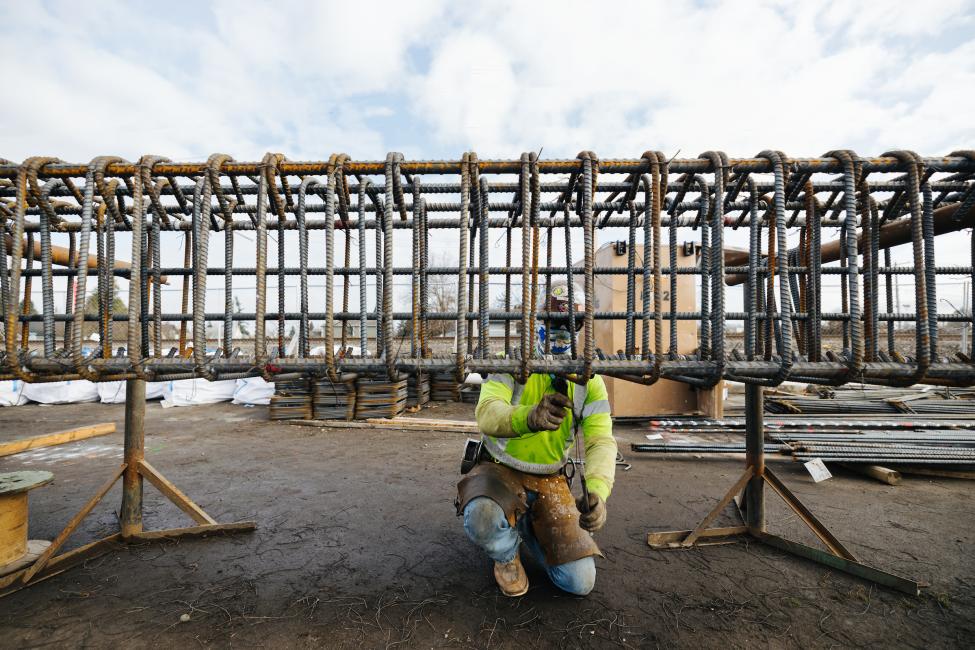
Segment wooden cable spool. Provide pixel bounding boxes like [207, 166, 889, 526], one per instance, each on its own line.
[0, 471, 53, 575]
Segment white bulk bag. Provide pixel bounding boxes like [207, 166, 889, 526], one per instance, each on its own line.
[96, 381, 167, 404]
[23, 380, 99, 404]
[232, 377, 275, 406]
[161, 379, 236, 407]
[0, 380, 29, 406]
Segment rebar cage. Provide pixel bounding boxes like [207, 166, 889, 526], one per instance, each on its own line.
[2, 151, 975, 388]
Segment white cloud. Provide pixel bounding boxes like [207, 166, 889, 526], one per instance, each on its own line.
[0, 0, 971, 162]
[408, 0, 975, 157]
[819, 0, 971, 38]
[410, 31, 518, 152]
[0, 0, 447, 162]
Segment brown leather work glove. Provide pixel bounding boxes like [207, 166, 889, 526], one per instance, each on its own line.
[526, 392, 572, 432]
[576, 493, 607, 532]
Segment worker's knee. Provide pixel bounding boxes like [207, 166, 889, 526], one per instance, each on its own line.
[463, 497, 510, 547]
[548, 556, 596, 596]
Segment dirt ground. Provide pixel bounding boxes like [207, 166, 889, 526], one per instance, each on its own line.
[0, 399, 972, 648]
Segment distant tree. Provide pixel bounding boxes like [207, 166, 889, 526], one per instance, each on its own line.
[19, 299, 37, 315]
[427, 273, 457, 338]
[12, 299, 43, 337]
[234, 296, 250, 336]
[82, 281, 127, 340]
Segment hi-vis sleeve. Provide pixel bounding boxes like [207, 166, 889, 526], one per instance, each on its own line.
[581, 376, 617, 501]
[475, 373, 532, 439]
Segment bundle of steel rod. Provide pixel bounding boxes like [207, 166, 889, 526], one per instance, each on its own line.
[632, 442, 787, 453]
[791, 442, 975, 465]
[772, 431, 975, 443]
[893, 399, 975, 414]
[646, 416, 975, 433]
[2, 152, 975, 389]
[804, 385, 975, 401]
[312, 374, 357, 420]
[765, 397, 905, 414]
[640, 412, 975, 459]
[631, 440, 975, 467]
[765, 393, 975, 415]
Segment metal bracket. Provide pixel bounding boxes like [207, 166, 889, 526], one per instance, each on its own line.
[646, 384, 922, 597]
[0, 379, 255, 598]
[647, 466, 920, 595]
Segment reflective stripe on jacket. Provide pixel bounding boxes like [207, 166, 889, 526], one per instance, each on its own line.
[474, 373, 616, 501]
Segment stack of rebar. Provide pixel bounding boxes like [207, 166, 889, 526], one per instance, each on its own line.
[758, 383, 975, 417]
[773, 431, 975, 444]
[631, 439, 975, 467]
[894, 399, 975, 415]
[646, 415, 975, 436]
[787, 440, 975, 465]
[765, 397, 905, 415]
[631, 412, 975, 472]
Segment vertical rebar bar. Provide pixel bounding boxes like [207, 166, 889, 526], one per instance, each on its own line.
[478, 177, 490, 358]
[358, 179, 368, 356]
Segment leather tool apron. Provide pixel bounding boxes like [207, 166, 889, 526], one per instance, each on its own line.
[456, 460, 601, 565]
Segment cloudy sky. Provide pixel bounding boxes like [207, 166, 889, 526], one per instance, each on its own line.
[3, 0, 973, 326]
[2, 0, 972, 162]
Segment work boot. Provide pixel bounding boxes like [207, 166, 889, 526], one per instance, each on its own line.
[493, 553, 528, 597]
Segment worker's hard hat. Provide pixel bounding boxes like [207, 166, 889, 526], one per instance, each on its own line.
[546, 280, 585, 331]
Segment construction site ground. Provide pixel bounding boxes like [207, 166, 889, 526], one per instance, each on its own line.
[0, 401, 972, 648]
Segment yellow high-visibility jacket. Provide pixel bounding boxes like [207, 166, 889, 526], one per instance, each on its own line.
[475, 373, 617, 501]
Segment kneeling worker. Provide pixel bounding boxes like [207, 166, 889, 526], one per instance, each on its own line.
[456, 283, 617, 597]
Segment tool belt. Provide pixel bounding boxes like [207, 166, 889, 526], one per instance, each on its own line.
[455, 452, 601, 566]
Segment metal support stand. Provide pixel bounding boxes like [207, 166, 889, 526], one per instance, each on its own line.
[0, 379, 256, 597]
[648, 383, 922, 596]
[120, 377, 145, 537]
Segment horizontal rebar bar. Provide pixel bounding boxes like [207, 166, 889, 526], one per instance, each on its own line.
[2, 155, 973, 178]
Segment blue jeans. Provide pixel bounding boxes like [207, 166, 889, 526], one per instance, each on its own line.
[463, 493, 596, 596]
